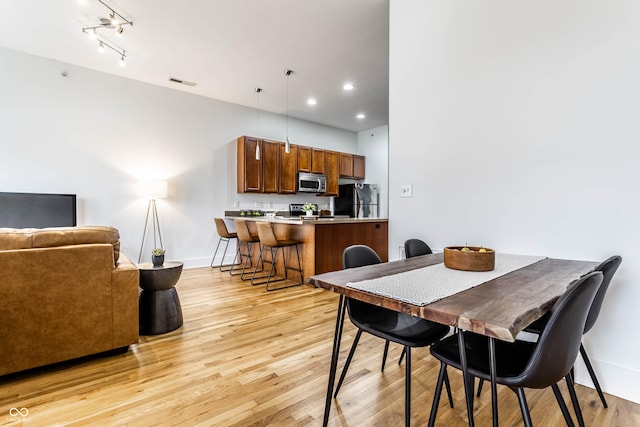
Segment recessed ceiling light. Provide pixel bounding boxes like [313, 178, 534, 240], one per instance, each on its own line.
[307, 98, 317, 106]
[343, 83, 354, 91]
[356, 113, 366, 119]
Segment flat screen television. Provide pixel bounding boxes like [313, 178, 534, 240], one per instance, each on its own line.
[0, 192, 77, 228]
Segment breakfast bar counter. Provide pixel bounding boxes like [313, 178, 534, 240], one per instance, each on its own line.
[225, 215, 388, 279]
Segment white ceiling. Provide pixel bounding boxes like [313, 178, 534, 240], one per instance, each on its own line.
[0, 0, 389, 133]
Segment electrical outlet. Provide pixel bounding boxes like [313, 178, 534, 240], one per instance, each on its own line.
[400, 184, 412, 198]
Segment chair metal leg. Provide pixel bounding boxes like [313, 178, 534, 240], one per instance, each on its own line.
[515, 387, 533, 427]
[381, 340, 390, 372]
[477, 378, 484, 398]
[580, 343, 608, 408]
[552, 383, 576, 427]
[405, 346, 411, 427]
[443, 367, 454, 408]
[566, 374, 586, 427]
[398, 346, 406, 366]
[428, 362, 447, 427]
[334, 329, 363, 397]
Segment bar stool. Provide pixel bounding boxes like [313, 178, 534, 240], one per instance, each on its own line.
[233, 219, 263, 281]
[210, 218, 241, 274]
[252, 221, 303, 291]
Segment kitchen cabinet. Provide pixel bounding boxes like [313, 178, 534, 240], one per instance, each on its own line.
[353, 155, 365, 179]
[339, 153, 366, 179]
[238, 136, 367, 193]
[279, 143, 298, 194]
[297, 146, 311, 172]
[311, 148, 325, 174]
[323, 151, 339, 196]
[339, 153, 353, 178]
[237, 136, 262, 192]
[262, 140, 280, 193]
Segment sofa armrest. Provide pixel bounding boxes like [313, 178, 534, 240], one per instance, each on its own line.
[111, 253, 140, 347]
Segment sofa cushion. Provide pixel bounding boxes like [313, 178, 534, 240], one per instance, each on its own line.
[0, 226, 120, 262]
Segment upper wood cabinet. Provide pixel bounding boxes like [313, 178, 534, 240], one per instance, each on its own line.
[324, 151, 340, 196]
[279, 143, 298, 194]
[262, 140, 280, 193]
[353, 155, 365, 179]
[339, 153, 353, 178]
[297, 146, 311, 172]
[238, 136, 366, 194]
[237, 136, 262, 193]
[311, 148, 325, 174]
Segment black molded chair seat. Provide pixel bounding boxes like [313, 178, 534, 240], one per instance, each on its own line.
[429, 271, 604, 427]
[335, 245, 453, 427]
[349, 300, 449, 347]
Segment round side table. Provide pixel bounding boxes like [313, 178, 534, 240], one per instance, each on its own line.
[138, 261, 184, 335]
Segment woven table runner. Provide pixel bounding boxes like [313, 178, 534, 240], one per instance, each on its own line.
[347, 254, 546, 306]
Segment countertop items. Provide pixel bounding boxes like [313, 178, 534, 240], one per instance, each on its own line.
[224, 210, 386, 225]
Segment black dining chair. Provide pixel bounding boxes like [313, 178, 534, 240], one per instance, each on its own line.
[404, 238, 433, 258]
[335, 245, 452, 427]
[476, 255, 622, 408]
[428, 271, 604, 427]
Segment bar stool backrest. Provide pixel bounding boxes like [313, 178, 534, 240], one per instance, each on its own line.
[234, 219, 256, 242]
[256, 222, 279, 247]
[215, 218, 234, 238]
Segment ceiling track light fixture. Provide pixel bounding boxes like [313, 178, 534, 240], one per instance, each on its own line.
[81, 0, 133, 64]
[255, 88, 262, 160]
[284, 69, 293, 154]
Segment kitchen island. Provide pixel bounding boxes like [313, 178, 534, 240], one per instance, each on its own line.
[225, 215, 388, 280]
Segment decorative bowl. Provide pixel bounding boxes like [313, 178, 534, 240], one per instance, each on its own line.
[443, 246, 495, 271]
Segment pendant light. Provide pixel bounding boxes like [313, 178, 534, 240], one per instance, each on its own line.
[284, 69, 293, 154]
[255, 87, 262, 160]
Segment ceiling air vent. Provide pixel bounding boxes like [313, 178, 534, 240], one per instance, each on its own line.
[168, 77, 197, 87]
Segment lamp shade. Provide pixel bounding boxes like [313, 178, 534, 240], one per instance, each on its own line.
[139, 180, 168, 199]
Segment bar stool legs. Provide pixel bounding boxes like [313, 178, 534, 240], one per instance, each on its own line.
[252, 221, 304, 291]
[211, 218, 242, 274]
[251, 242, 303, 291]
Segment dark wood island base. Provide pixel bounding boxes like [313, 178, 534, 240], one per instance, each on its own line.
[230, 217, 388, 280]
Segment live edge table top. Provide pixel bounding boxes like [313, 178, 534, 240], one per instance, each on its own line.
[306, 253, 598, 342]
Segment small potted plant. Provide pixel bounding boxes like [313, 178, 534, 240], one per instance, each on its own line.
[301, 203, 316, 217]
[151, 248, 165, 267]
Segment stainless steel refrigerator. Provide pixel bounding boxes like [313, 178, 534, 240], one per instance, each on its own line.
[335, 183, 379, 218]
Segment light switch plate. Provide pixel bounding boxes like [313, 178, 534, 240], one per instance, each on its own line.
[400, 184, 412, 198]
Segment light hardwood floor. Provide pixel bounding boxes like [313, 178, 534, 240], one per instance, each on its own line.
[1, 267, 638, 426]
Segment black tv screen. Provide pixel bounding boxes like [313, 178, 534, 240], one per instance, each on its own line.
[0, 192, 77, 228]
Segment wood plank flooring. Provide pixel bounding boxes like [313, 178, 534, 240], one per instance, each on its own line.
[0, 267, 638, 426]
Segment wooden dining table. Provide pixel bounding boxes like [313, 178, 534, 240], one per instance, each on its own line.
[306, 252, 599, 427]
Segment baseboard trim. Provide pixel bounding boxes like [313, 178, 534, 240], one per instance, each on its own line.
[574, 355, 640, 404]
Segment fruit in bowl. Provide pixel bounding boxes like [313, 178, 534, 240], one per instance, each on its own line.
[443, 246, 495, 271]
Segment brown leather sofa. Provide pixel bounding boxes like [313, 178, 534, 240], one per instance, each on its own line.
[0, 226, 139, 376]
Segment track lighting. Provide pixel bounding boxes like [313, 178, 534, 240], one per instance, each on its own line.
[81, 0, 133, 64]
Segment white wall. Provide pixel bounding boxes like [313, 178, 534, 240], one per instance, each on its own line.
[390, 1, 640, 403]
[0, 47, 357, 266]
[358, 125, 389, 218]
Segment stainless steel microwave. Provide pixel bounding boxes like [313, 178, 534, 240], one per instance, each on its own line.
[298, 172, 327, 193]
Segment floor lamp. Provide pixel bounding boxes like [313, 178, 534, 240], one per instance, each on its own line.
[138, 180, 168, 263]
